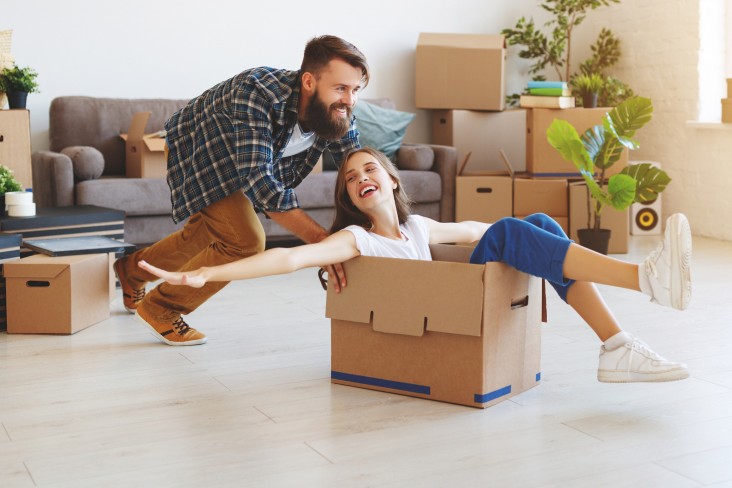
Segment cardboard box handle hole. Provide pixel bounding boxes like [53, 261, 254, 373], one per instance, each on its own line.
[26, 280, 50, 288]
[510, 295, 529, 310]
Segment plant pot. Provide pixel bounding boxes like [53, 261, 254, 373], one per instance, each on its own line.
[6, 90, 28, 109]
[577, 228, 611, 255]
[582, 92, 598, 108]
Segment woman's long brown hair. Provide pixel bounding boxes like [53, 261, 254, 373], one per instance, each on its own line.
[330, 147, 413, 233]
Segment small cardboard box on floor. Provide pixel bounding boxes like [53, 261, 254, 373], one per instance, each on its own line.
[4, 253, 110, 334]
[455, 152, 515, 224]
[568, 182, 629, 254]
[120, 111, 167, 179]
[327, 244, 545, 409]
[526, 108, 628, 177]
[415, 33, 506, 111]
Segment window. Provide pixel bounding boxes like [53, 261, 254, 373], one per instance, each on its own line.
[698, 0, 732, 121]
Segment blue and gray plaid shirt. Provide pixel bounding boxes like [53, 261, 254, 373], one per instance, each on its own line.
[164, 67, 360, 223]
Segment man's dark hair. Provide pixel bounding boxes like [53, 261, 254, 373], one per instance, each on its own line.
[301, 35, 369, 87]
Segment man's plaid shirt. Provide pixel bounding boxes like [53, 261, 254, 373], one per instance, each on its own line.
[164, 67, 360, 223]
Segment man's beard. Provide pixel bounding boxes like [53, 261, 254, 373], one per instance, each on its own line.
[304, 91, 352, 141]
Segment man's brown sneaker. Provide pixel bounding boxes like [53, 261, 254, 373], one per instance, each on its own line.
[113, 256, 146, 314]
[135, 305, 207, 346]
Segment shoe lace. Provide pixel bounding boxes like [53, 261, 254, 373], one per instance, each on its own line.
[644, 241, 664, 279]
[131, 287, 145, 302]
[171, 316, 192, 336]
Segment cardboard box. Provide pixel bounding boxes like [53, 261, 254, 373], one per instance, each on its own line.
[327, 244, 544, 408]
[722, 98, 732, 123]
[455, 152, 514, 223]
[432, 109, 527, 172]
[513, 177, 568, 217]
[569, 182, 629, 254]
[0, 232, 22, 331]
[0, 109, 33, 188]
[526, 108, 628, 177]
[120, 112, 167, 179]
[4, 253, 110, 334]
[416, 33, 506, 111]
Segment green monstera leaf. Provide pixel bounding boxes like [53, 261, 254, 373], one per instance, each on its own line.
[546, 119, 593, 175]
[620, 162, 671, 203]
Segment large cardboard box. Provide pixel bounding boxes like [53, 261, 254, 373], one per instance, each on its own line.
[0, 109, 33, 188]
[4, 253, 110, 334]
[526, 108, 628, 177]
[432, 109, 527, 172]
[569, 182, 629, 254]
[416, 33, 506, 111]
[327, 244, 544, 408]
[455, 153, 514, 223]
[120, 112, 167, 179]
[513, 178, 569, 233]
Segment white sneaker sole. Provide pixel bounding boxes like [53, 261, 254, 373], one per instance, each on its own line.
[598, 366, 690, 383]
[667, 213, 692, 310]
[134, 311, 208, 346]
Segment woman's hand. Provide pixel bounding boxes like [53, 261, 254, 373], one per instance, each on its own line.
[138, 260, 207, 288]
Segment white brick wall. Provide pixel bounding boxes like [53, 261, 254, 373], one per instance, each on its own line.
[580, 0, 732, 240]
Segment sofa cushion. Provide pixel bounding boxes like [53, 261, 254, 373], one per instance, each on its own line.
[49, 96, 189, 176]
[76, 177, 173, 216]
[60, 146, 104, 181]
[353, 100, 415, 160]
[396, 144, 434, 171]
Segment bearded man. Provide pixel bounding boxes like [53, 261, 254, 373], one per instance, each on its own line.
[113, 35, 369, 345]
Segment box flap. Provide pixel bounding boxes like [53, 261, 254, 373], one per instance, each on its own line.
[3, 254, 99, 279]
[325, 255, 485, 337]
[143, 135, 166, 152]
[459, 151, 515, 178]
[126, 111, 152, 141]
[418, 33, 505, 50]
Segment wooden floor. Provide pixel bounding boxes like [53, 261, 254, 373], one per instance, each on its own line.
[1, 234, 731, 487]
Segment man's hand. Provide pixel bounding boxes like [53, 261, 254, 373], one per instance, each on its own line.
[324, 262, 347, 293]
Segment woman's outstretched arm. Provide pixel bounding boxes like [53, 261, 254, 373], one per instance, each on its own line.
[422, 217, 490, 245]
[139, 230, 360, 288]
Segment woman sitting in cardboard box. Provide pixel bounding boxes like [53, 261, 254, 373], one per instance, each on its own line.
[140, 147, 693, 384]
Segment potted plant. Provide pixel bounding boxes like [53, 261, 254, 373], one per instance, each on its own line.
[502, 0, 634, 107]
[0, 165, 23, 215]
[572, 73, 604, 108]
[546, 96, 671, 254]
[0, 64, 40, 109]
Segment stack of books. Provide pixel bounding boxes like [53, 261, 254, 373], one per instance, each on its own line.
[520, 81, 575, 109]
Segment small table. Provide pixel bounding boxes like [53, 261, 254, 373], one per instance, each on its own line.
[0, 205, 125, 257]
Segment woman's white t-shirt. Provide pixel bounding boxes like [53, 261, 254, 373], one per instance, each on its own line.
[343, 215, 432, 261]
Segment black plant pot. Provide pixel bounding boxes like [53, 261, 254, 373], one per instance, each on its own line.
[582, 92, 598, 108]
[577, 228, 611, 255]
[6, 90, 28, 109]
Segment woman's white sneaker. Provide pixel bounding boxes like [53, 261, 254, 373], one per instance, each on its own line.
[597, 337, 689, 383]
[640, 213, 692, 310]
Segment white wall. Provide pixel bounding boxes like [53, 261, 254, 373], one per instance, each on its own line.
[6, 0, 538, 151]
[6, 0, 730, 240]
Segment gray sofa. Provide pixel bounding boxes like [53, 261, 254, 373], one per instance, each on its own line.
[31, 96, 456, 245]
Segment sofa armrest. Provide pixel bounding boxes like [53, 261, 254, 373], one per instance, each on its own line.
[396, 143, 456, 222]
[31, 151, 75, 207]
[428, 144, 456, 222]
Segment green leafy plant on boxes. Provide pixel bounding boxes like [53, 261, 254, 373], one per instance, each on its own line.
[546, 96, 670, 235]
[0, 165, 23, 194]
[502, 0, 634, 107]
